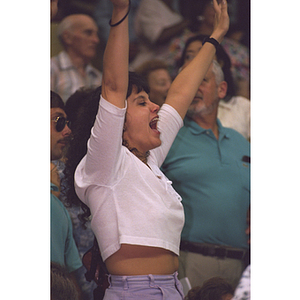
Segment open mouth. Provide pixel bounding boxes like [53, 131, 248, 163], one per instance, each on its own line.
[149, 117, 159, 132]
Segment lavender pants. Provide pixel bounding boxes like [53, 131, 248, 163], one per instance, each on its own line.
[103, 272, 184, 300]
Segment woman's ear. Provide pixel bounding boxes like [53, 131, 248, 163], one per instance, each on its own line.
[217, 81, 227, 99]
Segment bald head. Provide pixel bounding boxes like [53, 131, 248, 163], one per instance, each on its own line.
[57, 14, 97, 43]
[57, 14, 99, 60]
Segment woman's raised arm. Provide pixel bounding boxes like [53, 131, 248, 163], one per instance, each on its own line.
[101, 0, 130, 108]
[165, 0, 230, 119]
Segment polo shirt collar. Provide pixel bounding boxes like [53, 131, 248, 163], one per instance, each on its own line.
[184, 117, 230, 139]
[51, 182, 59, 192]
[57, 51, 74, 70]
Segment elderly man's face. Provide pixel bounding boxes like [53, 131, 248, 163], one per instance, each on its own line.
[182, 40, 226, 118]
[67, 16, 99, 60]
[186, 64, 220, 117]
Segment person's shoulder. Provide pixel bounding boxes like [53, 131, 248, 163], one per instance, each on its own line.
[88, 64, 103, 78]
[223, 125, 249, 144]
[232, 96, 250, 107]
[51, 191, 63, 209]
[51, 50, 65, 60]
[138, 0, 162, 11]
[50, 53, 59, 66]
[51, 51, 69, 69]
[50, 186, 67, 211]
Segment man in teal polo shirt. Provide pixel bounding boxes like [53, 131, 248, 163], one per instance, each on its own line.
[51, 183, 82, 273]
[50, 91, 82, 273]
[161, 59, 250, 289]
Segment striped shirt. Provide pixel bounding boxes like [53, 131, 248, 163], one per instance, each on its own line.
[51, 51, 102, 103]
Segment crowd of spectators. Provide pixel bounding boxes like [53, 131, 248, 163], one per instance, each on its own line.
[50, 1, 250, 300]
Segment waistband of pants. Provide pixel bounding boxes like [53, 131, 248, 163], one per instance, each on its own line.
[180, 240, 248, 260]
[108, 272, 180, 289]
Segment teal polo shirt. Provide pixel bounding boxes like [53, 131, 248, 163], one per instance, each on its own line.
[161, 118, 250, 249]
[51, 183, 82, 272]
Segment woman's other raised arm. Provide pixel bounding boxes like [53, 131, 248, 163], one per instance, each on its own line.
[101, 0, 130, 108]
[165, 0, 230, 119]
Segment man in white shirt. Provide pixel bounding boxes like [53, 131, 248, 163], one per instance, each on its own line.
[51, 14, 102, 102]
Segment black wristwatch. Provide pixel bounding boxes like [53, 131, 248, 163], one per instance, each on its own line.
[202, 37, 220, 50]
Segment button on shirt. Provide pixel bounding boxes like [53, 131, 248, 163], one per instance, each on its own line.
[161, 117, 250, 250]
[51, 51, 102, 103]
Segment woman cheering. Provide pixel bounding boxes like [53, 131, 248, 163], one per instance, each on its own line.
[67, 0, 229, 299]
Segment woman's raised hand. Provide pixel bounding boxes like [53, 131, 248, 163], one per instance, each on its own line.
[211, 0, 230, 42]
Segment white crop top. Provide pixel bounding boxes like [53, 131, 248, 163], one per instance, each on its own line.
[75, 96, 184, 261]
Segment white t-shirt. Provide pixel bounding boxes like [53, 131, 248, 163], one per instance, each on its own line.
[75, 96, 184, 261]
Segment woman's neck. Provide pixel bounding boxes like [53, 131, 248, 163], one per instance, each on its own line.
[131, 148, 149, 165]
[122, 140, 149, 165]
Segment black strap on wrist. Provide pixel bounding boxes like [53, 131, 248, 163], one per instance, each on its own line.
[202, 37, 220, 50]
[109, 0, 131, 27]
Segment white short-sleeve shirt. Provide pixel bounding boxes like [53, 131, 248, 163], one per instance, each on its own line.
[75, 96, 184, 261]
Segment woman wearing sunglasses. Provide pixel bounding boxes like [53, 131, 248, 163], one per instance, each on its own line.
[64, 0, 229, 299]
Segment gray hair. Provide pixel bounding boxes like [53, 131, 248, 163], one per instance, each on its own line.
[56, 15, 79, 45]
[211, 59, 224, 85]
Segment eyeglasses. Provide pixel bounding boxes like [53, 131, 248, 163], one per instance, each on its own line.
[52, 116, 71, 132]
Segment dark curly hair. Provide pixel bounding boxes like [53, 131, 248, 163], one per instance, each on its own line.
[51, 91, 65, 109]
[178, 34, 236, 101]
[51, 262, 79, 300]
[184, 277, 234, 300]
[63, 72, 149, 226]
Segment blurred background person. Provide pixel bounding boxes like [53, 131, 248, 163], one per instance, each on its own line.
[51, 262, 80, 300]
[51, 13, 102, 102]
[184, 277, 234, 300]
[130, 0, 190, 70]
[135, 59, 172, 107]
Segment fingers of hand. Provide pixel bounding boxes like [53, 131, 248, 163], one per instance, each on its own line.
[212, 0, 220, 13]
[213, 0, 229, 33]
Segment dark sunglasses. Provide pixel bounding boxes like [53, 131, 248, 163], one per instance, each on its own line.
[52, 116, 71, 132]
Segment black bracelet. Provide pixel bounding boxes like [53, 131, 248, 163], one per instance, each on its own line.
[109, 0, 131, 27]
[202, 37, 220, 50]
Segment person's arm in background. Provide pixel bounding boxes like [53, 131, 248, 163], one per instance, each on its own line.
[155, 19, 190, 44]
